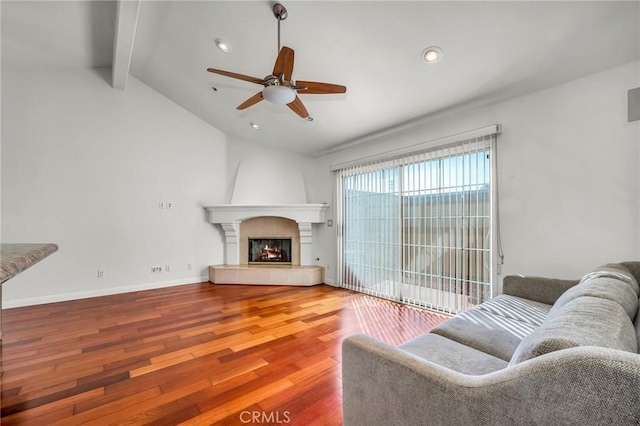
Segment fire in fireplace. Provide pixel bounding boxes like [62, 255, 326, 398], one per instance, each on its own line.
[248, 238, 292, 264]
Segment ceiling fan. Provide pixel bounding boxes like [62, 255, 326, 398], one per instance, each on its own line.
[207, 3, 346, 121]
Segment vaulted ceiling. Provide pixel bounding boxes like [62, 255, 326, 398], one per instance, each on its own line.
[3, 1, 639, 155]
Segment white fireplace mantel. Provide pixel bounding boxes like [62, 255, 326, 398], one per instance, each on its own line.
[205, 204, 328, 224]
[204, 204, 329, 266]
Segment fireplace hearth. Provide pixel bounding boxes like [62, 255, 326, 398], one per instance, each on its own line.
[249, 238, 292, 264]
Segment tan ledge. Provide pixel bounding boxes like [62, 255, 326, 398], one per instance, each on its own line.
[209, 265, 325, 286]
[1, 243, 59, 284]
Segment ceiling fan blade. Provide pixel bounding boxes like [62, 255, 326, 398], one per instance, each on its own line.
[237, 92, 264, 110]
[295, 80, 347, 94]
[287, 95, 310, 119]
[273, 46, 295, 81]
[207, 68, 264, 85]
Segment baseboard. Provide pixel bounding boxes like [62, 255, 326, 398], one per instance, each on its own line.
[324, 278, 336, 286]
[2, 276, 210, 309]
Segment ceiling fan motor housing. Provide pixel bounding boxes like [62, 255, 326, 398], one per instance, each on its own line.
[272, 3, 288, 21]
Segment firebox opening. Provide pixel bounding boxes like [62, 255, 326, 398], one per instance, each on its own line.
[248, 238, 292, 265]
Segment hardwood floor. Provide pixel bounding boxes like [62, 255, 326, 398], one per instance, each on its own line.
[1, 283, 447, 425]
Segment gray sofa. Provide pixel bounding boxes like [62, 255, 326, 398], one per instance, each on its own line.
[342, 261, 640, 425]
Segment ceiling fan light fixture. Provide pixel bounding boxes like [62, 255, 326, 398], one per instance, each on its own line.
[422, 46, 443, 63]
[206, 3, 346, 119]
[215, 38, 231, 53]
[263, 85, 296, 105]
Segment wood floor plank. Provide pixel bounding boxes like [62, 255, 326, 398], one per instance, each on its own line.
[2, 348, 82, 371]
[67, 380, 210, 426]
[0, 388, 104, 426]
[1, 283, 448, 424]
[53, 386, 163, 426]
[185, 378, 295, 425]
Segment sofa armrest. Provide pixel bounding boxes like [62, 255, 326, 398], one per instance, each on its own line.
[342, 334, 640, 426]
[502, 275, 579, 305]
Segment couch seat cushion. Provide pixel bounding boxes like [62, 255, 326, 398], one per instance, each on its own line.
[399, 333, 508, 375]
[548, 276, 639, 320]
[510, 296, 638, 365]
[477, 295, 551, 327]
[431, 308, 537, 361]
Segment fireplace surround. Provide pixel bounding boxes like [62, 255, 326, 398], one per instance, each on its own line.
[239, 216, 300, 265]
[205, 203, 328, 286]
[205, 204, 328, 266]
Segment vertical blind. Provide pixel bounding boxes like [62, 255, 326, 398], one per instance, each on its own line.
[335, 133, 496, 314]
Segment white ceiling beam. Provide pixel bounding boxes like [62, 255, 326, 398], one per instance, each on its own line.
[111, 0, 141, 90]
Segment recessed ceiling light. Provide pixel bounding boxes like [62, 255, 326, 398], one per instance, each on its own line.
[215, 38, 231, 53]
[250, 122, 260, 130]
[422, 46, 443, 64]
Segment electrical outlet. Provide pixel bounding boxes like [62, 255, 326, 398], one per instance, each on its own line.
[97, 269, 104, 278]
[151, 266, 163, 273]
[166, 201, 172, 209]
[165, 264, 171, 272]
[159, 202, 165, 209]
[187, 263, 193, 270]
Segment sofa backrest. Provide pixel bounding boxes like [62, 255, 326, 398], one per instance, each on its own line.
[621, 261, 640, 285]
[580, 263, 639, 295]
[548, 276, 639, 320]
[616, 262, 640, 350]
[510, 263, 640, 365]
[635, 308, 640, 349]
[509, 296, 638, 365]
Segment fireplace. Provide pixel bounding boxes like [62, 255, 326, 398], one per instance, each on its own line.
[205, 203, 328, 266]
[248, 238, 292, 264]
[206, 203, 328, 285]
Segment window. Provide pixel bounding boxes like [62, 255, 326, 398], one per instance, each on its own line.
[335, 132, 497, 314]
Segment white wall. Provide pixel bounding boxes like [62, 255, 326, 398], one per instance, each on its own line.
[311, 61, 640, 285]
[1, 67, 228, 307]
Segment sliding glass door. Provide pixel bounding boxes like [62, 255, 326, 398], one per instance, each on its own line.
[336, 135, 494, 314]
[341, 166, 401, 300]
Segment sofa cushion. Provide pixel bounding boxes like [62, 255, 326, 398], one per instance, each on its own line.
[581, 263, 640, 296]
[548, 276, 639, 320]
[510, 296, 638, 365]
[621, 261, 640, 286]
[502, 275, 579, 306]
[477, 295, 551, 327]
[635, 303, 640, 348]
[399, 333, 508, 375]
[431, 308, 536, 361]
